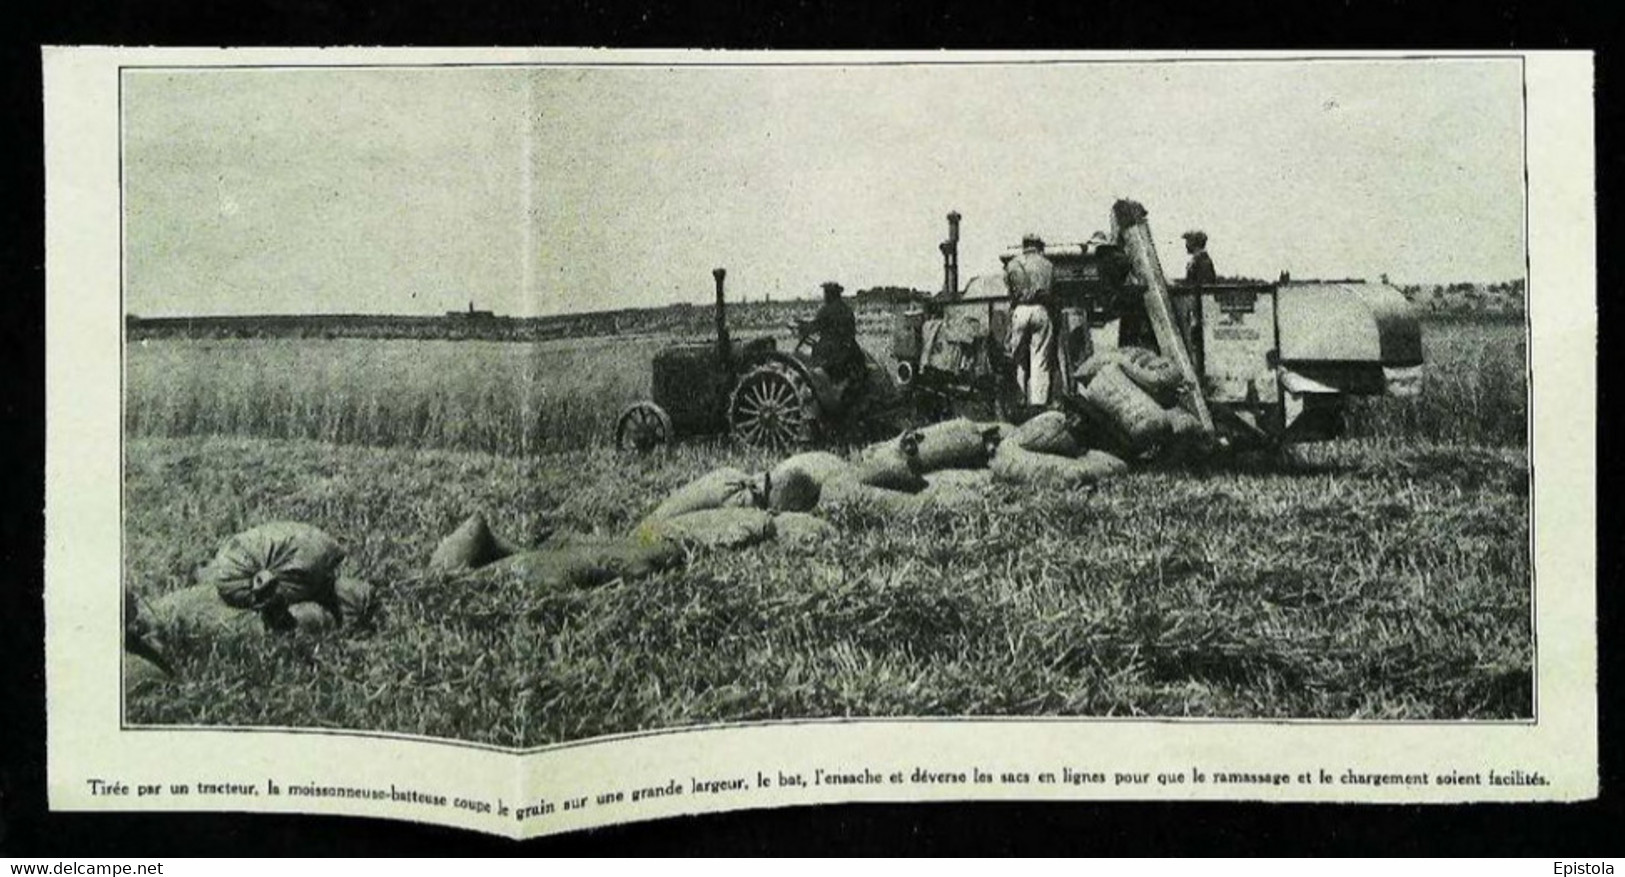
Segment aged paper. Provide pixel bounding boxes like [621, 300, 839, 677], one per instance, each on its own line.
[45, 48, 1594, 840]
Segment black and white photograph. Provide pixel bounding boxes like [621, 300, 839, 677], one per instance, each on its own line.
[116, 56, 1532, 739]
[35, 48, 1595, 839]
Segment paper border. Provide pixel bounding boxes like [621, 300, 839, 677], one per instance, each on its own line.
[45, 48, 1596, 840]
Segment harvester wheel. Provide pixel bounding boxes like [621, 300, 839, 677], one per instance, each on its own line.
[615, 401, 674, 453]
[729, 361, 819, 449]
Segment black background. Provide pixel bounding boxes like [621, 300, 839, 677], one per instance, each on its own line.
[3, 0, 1620, 856]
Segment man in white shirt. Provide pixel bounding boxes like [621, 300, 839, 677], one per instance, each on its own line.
[1005, 233, 1057, 406]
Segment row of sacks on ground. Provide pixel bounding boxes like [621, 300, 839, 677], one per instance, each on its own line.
[125, 346, 1196, 689]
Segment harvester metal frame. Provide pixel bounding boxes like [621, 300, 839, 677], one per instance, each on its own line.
[891, 201, 1426, 452]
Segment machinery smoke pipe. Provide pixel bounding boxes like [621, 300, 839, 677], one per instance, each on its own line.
[942, 210, 962, 297]
[713, 268, 732, 365]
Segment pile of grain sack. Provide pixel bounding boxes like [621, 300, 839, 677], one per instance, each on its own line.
[125, 347, 1196, 679]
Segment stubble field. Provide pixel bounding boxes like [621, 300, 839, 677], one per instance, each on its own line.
[122, 317, 1532, 744]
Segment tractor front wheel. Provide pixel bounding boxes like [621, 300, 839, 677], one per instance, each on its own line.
[729, 361, 818, 449]
[615, 401, 674, 452]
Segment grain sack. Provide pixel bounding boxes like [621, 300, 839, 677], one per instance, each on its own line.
[124, 587, 155, 643]
[850, 434, 926, 492]
[1164, 407, 1206, 439]
[976, 421, 1019, 446]
[766, 467, 821, 513]
[1014, 410, 1080, 457]
[332, 575, 379, 629]
[204, 522, 345, 611]
[913, 418, 1000, 471]
[1077, 346, 1183, 398]
[820, 475, 927, 514]
[473, 549, 620, 592]
[774, 512, 839, 553]
[992, 441, 1125, 489]
[1079, 362, 1171, 451]
[919, 468, 994, 511]
[282, 601, 340, 635]
[771, 451, 850, 488]
[124, 651, 172, 694]
[579, 536, 687, 579]
[277, 575, 377, 634]
[150, 584, 264, 637]
[429, 512, 519, 572]
[645, 467, 761, 524]
[477, 536, 687, 591]
[634, 507, 778, 551]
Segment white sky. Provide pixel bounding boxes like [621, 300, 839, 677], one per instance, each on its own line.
[122, 58, 1526, 318]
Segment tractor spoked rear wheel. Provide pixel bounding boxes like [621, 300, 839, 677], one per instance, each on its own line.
[615, 401, 673, 453]
[729, 361, 818, 449]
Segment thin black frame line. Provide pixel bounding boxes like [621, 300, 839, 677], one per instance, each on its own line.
[109, 53, 1537, 73]
[114, 55, 1544, 753]
[1521, 55, 1539, 720]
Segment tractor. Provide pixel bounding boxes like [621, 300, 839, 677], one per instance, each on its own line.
[614, 269, 901, 452]
[891, 200, 1426, 450]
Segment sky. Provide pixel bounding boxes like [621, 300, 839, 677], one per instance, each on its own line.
[122, 58, 1527, 318]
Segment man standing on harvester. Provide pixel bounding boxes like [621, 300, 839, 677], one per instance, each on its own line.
[1178, 229, 1217, 357]
[1006, 233, 1057, 406]
[1183, 230, 1216, 285]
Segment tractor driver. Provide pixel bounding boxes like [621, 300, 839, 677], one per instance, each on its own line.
[1006, 233, 1057, 406]
[804, 280, 864, 390]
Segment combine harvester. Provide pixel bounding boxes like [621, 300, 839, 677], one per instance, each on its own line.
[892, 200, 1426, 450]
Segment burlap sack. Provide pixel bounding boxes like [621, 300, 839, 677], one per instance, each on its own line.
[767, 467, 821, 513]
[1079, 362, 1171, 452]
[1014, 410, 1081, 457]
[1164, 407, 1206, 439]
[429, 512, 522, 572]
[773, 512, 839, 553]
[644, 467, 761, 523]
[635, 508, 778, 551]
[919, 468, 994, 510]
[204, 522, 345, 611]
[850, 434, 927, 492]
[819, 474, 927, 514]
[771, 452, 850, 488]
[124, 651, 172, 694]
[911, 418, 999, 471]
[150, 584, 265, 637]
[475, 534, 687, 591]
[992, 441, 1127, 488]
[1078, 346, 1183, 399]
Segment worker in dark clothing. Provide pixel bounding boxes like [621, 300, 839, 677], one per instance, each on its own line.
[803, 281, 864, 386]
[1183, 230, 1217, 285]
[1177, 230, 1216, 360]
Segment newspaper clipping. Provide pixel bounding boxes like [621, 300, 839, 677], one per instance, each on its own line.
[43, 48, 1596, 839]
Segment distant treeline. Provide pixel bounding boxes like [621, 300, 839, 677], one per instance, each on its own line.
[1397, 279, 1526, 316]
[126, 290, 927, 343]
[126, 280, 1520, 342]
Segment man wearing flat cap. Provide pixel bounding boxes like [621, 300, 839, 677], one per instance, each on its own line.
[805, 280, 862, 389]
[1179, 230, 1217, 355]
[1005, 233, 1057, 406]
[1183, 230, 1217, 285]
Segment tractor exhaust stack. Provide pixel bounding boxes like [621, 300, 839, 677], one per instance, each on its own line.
[940, 210, 962, 297]
[712, 267, 732, 366]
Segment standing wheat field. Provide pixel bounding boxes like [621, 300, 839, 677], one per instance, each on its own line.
[126, 318, 1528, 455]
[122, 315, 1532, 743]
